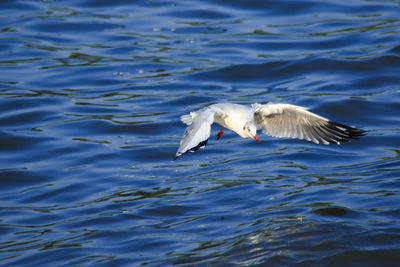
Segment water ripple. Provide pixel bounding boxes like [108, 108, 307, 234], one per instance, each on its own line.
[1, 0, 400, 265]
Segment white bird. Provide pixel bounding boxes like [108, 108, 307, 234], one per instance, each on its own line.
[174, 102, 365, 160]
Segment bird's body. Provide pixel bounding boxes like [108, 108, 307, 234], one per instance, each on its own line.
[213, 103, 254, 138]
[174, 102, 364, 159]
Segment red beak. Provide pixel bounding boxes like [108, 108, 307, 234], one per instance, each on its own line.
[253, 135, 259, 143]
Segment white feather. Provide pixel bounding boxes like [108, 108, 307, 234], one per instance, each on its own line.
[175, 102, 364, 159]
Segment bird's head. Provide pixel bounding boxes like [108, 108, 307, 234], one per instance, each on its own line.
[243, 122, 259, 143]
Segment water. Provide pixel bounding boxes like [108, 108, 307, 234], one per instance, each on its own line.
[1, 0, 400, 266]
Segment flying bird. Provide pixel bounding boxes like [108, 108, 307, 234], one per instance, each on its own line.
[174, 103, 365, 160]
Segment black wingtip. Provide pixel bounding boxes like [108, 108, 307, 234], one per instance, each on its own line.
[173, 139, 209, 161]
[326, 121, 366, 144]
[188, 139, 208, 153]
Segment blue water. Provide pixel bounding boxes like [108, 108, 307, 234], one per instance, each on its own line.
[1, 0, 400, 266]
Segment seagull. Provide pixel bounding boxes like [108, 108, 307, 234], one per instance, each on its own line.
[174, 103, 365, 160]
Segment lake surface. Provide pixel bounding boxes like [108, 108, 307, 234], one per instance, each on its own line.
[1, 0, 400, 266]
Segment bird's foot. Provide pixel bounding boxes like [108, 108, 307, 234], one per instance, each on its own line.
[216, 126, 224, 140]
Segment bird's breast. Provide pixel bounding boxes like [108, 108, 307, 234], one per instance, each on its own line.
[215, 112, 247, 137]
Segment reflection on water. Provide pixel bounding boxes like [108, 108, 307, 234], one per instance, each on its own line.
[1, 0, 400, 265]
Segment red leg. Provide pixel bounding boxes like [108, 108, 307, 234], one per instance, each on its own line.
[216, 126, 224, 140]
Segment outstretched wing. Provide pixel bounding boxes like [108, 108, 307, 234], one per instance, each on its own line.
[175, 107, 222, 159]
[253, 103, 365, 145]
